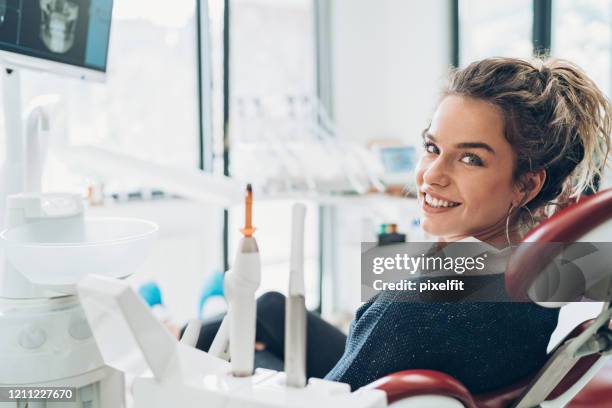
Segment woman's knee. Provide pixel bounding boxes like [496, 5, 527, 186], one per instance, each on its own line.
[257, 291, 285, 319]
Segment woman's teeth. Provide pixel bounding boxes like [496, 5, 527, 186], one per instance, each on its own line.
[424, 193, 460, 208]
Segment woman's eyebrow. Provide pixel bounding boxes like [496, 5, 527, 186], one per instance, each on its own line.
[422, 132, 496, 154]
[422, 131, 435, 141]
[455, 142, 496, 154]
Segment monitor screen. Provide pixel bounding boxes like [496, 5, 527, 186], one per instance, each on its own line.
[380, 146, 417, 174]
[0, 0, 112, 73]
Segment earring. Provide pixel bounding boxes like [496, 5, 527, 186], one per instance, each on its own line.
[505, 203, 516, 248]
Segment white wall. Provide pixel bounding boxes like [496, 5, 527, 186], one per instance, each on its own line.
[331, 0, 451, 145]
[327, 1, 451, 315]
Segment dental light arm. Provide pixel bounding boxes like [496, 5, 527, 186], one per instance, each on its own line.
[55, 145, 244, 207]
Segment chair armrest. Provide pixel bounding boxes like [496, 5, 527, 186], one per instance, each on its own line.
[364, 369, 477, 408]
[505, 188, 612, 302]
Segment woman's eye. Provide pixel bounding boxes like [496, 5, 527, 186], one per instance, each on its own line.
[460, 153, 484, 166]
[423, 142, 439, 154]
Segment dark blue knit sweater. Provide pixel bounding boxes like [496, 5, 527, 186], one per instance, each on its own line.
[324, 276, 559, 393]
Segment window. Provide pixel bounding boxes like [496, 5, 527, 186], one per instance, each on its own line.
[459, 0, 533, 65]
[230, 0, 315, 97]
[208, 0, 226, 175]
[552, 0, 611, 97]
[19, 0, 201, 193]
[227, 0, 320, 309]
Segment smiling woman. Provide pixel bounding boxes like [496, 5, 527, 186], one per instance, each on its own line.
[323, 56, 612, 392]
[193, 56, 612, 396]
[417, 57, 611, 247]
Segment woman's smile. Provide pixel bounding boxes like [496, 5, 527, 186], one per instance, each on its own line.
[420, 190, 462, 213]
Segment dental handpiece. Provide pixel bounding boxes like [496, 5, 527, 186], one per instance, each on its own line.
[285, 203, 307, 387]
[181, 319, 203, 347]
[208, 315, 230, 360]
[225, 184, 261, 376]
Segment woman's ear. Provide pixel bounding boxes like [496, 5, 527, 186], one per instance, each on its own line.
[518, 169, 547, 206]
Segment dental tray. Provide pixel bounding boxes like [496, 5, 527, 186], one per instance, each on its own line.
[0, 217, 158, 292]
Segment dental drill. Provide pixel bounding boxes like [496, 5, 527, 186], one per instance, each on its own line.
[223, 184, 261, 376]
[285, 203, 307, 387]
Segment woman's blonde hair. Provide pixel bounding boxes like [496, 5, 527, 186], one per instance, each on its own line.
[445, 57, 612, 227]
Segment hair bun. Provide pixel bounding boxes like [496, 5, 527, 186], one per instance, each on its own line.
[538, 65, 552, 83]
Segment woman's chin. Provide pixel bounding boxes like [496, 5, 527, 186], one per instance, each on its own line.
[420, 220, 449, 238]
[421, 220, 464, 240]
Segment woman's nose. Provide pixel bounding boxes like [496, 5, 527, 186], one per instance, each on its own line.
[422, 157, 451, 187]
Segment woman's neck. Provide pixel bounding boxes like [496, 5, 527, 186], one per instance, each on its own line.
[437, 222, 522, 250]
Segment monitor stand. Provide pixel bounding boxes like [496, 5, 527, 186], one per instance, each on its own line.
[1, 67, 24, 233]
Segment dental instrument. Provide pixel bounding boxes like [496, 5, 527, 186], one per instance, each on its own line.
[181, 319, 203, 347]
[225, 183, 261, 376]
[76, 195, 388, 408]
[285, 202, 307, 387]
[208, 313, 231, 360]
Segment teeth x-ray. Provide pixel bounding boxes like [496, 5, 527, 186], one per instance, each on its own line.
[40, 0, 79, 54]
[0, 0, 112, 72]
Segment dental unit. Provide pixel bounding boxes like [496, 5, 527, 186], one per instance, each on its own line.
[75, 187, 389, 408]
[0, 5, 158, 403]
[0, 67, 157, 407]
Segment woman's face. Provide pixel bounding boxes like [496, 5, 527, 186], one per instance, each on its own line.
[416, 95, 522, 242]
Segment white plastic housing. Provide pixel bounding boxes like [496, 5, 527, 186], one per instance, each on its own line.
[225, 236, 261, 376]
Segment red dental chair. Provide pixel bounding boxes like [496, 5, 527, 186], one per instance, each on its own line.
[366, 188, 612, 408]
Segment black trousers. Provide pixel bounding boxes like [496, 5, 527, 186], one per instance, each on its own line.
[191, 292, 347, 379]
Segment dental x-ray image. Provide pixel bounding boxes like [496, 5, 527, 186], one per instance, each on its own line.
[40, 0, 79, 53]
[18, 0, 89, 64]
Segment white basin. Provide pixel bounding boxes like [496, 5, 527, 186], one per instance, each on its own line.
[0, 217, 159, 291]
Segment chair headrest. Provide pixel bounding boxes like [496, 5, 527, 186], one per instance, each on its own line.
[505, 188, 612, 303]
